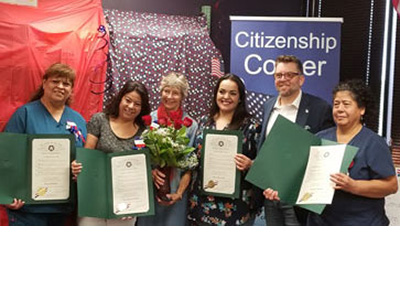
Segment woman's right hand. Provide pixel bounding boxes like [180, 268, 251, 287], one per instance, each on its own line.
[5, 198, 25, 210]
[234, 154, 253, 171]
[152, 169, 166, 189]
[263, 188, 280, 201]
[71, 160, 82, 181]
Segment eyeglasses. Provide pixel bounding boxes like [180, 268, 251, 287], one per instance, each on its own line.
[274, 72, 300, 80]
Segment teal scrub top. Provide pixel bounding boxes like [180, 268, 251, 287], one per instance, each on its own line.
[5, 100, 87, 213]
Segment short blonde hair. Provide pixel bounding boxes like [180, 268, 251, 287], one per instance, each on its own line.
[160, 72, 189, 99]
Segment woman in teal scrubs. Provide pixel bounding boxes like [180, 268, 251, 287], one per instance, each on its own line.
[4, 63, 87, 226]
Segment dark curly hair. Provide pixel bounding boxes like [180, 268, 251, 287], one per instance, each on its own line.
[208, 73, 251, 130]
[333, 79, 375, 126]
[104, 80, 151, 128]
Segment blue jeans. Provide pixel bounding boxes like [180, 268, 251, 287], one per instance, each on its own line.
[137, 194, 188, 226]
[264, 200, 300, 226]
[7, 210, 67, 226]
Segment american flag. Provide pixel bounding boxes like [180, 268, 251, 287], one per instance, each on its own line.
[211, 57, 224, 78]
[393, 0, 400, 17]
[245, 90, 273, 123]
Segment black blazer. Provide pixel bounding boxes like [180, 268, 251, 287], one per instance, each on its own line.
[257, 92, 334, 151]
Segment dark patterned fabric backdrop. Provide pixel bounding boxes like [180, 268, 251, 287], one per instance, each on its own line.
[103, 9, 224, 121]
[245, 90, 272, 123]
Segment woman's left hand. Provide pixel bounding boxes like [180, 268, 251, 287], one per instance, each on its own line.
[157, 192, 182, 206]
[71, 160, 82, 181]
[330, 173, 356, 193]
[5, 198, 25, 210]
[152, 169, 166, 189]
[234, 154, 253, 171]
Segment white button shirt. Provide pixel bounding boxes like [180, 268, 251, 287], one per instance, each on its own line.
[266, 90, 302, 138]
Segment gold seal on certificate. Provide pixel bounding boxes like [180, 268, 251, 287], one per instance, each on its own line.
[204, 179, 218, 190]
[298, 192, 313, 203]
[34, 187, 49, 199]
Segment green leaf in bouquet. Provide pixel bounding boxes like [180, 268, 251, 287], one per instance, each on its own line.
[140, 122, 198, 169]
[181, 147, 194, 156]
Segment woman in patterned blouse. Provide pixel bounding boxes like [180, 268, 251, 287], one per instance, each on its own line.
[187, 73, 260, 225]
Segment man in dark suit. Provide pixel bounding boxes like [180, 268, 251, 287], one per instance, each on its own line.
[257, 55, 334, 225]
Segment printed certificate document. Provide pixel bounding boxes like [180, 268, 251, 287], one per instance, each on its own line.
[31, 138, 70, 201]
[111, 154, 150, 215]
[0, 133, 74, 205]
[77, 148, 154, 219]
[201, 129, 243, 198]
[296, 144, 346, 205]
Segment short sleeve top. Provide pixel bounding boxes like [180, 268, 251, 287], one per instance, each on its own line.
[5, 100, 87, 147]
[311, 126, 396, 225]
[87, 112, 144, 153]
[4, 100, 87, 213]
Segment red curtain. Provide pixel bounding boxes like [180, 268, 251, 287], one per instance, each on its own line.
[0, 207, 7, 226]
[0, 0, 108, 131]
[0, 0, 108, 225]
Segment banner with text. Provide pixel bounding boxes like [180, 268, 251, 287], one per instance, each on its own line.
[230, 17, 343, 103]
[0, 0, 37, 7]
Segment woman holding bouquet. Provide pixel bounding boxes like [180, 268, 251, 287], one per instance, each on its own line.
[72, 80, 151, 225]
[137, 72, 198, 226]
[187, 73, 260, 225]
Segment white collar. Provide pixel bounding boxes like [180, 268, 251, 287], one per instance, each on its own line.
[275, 90, 302, 109]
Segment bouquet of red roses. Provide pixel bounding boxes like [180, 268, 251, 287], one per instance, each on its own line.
[140, 114, 198, 170]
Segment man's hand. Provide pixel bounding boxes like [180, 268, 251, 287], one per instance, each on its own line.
[263, 188, 280, 201]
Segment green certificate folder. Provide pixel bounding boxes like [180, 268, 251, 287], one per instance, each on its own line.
[245, 115, 358, 214]
[76, 148, 155, 219]
[0, 132, 74, 205]
[200, 129, 243, 199]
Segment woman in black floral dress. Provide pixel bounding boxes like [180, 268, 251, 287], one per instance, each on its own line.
[187, 73, 260, 225]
